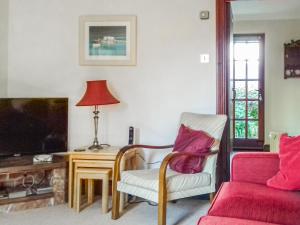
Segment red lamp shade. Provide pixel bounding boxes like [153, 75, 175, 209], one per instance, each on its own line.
[76, 80, 120, 106]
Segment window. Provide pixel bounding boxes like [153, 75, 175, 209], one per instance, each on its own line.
[232, 34, 265, 150]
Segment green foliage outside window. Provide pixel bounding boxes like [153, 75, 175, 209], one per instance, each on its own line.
[235, 121, 245, 138]
[248, 101, 258, 119]
[235, 101, 259, 139]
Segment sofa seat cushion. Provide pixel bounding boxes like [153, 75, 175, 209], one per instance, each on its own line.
[120, 168, 211, 193]
[209, 182, 300, 225]
[198, 216, 280, 225]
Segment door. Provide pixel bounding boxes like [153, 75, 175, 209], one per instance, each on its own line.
[232, 34, 265, 150]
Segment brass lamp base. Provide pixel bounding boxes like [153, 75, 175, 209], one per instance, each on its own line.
[88, 106, 111, 152]
[88, 144, 103, 151]
[88, 106, 103, 152]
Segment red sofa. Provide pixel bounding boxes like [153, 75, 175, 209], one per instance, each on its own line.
[198, 152, 300, 225]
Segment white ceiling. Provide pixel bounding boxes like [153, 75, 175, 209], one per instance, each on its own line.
[232, 0, 300, 21]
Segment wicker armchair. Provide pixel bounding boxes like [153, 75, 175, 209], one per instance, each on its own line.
[112, 112, 227, 225]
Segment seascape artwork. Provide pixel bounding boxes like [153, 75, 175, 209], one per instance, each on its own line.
[89, 26, 127, 56]
[79, 15, 136, 65]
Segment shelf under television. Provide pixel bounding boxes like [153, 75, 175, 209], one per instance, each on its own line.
[0, 155, 67, 211]
[0, 192, 54, 205]
[0, 155, 66, 173]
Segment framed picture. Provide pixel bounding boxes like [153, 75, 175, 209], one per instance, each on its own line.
[79, 15, 137, 66]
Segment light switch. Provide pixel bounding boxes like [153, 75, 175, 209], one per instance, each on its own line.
[200, 54, 210, 63]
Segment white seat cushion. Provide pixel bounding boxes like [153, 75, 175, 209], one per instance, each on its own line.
[120, 169, 211, 193]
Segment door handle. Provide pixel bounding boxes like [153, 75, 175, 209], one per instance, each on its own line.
[232, 88, 236, 99]
[257, 90, 263, 102]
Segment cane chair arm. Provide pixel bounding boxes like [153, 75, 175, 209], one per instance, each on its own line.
[111, 144, 173, 219]
[113, 144, 174, 183]
[157, 150, 218, 224]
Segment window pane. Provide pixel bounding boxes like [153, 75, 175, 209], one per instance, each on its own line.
[248, 101, 259, 119]
[234, 60, 246, 79]
[234, 42, 259, 60]
[235, 120, 246, 138]
[235, 101, 246, 119]
[248, 121, 258, 139]
[246, 43, 260, 60]
[248, 81, 259, 99]
[235, 81, 246, 99]
[234, 43, 247, 60]
[248, 60, 259, 79]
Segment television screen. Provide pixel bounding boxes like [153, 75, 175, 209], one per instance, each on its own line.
[0, 98, 68, 157]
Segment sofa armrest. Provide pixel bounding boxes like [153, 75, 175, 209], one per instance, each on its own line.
[231, 152, 279, 185]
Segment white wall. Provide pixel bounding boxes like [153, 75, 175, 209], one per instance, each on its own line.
[7, 0, 217, 153]
[234, 20, 300, 142]
[0, 0, 8, 97]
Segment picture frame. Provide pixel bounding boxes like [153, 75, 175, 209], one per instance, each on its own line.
[284, 40, 300, 79]
[79, 15, 137, 66]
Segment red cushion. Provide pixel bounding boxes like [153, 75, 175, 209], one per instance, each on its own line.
[169, 124, 214, 174]
[208, 182, 300, 225]
[198, 216, 280, 225]
[267, 134, 300, 191]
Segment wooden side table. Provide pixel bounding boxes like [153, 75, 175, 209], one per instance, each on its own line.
[68, 146, 137, 209]
[75, 167, 111, 213]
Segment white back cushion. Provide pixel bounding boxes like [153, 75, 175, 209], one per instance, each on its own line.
[179, 112, 227, 150]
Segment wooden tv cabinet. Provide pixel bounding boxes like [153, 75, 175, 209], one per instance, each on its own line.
[0, 155, 67, 213]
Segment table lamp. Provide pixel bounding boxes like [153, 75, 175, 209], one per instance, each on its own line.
[76, 80, 120, 150]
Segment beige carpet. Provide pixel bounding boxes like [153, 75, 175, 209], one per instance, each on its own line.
[0, 198, 209, 225]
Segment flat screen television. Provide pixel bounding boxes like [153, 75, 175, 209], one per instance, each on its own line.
[0, 98, 68, 158]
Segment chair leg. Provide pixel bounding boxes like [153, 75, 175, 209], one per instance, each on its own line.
[111, 185, 120, 219]
[102, 176, 109, 213]
[209, 192, 215, 203]
[158, 197, 167, 225]
[119, 192, 124, 213]
[76, 176, 82, 213]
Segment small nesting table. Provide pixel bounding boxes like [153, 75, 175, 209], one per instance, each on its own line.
[68, 146, 137, 210]
[75, 167, 111, 213]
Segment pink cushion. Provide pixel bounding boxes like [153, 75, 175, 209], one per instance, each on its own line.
[267, 134, 300, 191]
[198, 216, 280, 225]
[169, 124, 214, 174]
[209, 182, 300, 225]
